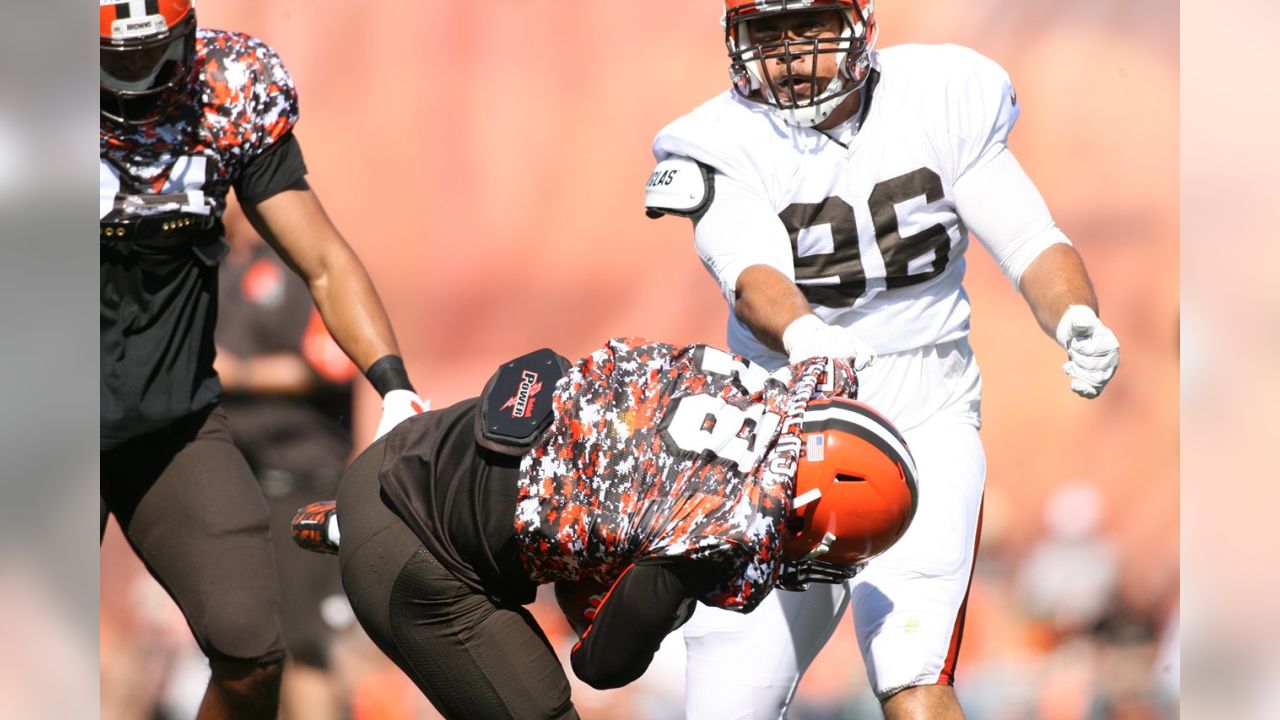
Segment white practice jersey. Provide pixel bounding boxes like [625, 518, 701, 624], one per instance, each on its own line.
[653, 44, 1032, 366]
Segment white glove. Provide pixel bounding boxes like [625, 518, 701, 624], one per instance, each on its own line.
[1055, 305, 1120, 399]
[374, 389, 429, 440]
[782, 314, 877, 371]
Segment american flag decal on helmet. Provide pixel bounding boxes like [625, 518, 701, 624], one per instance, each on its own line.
[800, 401, 917, 489]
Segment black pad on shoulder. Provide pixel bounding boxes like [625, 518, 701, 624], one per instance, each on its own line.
[475, 347, 571, 456]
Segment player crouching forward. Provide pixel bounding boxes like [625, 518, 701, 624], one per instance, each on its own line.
[294, 338, 917, 719]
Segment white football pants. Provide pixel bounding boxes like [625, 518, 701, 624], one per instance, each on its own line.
[684, 339, 986, 718]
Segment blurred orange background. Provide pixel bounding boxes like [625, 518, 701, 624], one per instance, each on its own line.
[102, 1, 1178, 717]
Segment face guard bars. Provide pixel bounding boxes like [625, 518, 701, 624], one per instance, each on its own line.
[100, 12, 197, 124]
[777, 530, 866, 591]
[725, 5, 873, 118]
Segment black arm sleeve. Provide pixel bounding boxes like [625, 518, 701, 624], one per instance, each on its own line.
[233, 131, 309, 205]
[569, 559, 708, 690]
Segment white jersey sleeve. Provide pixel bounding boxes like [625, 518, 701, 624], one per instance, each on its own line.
[942, 50, 1068, 289]
[653, 93, 800, 308]
[954, 145, 1071, 289]
[942, 46, 1021, 177]
[693, 173, 796, 306]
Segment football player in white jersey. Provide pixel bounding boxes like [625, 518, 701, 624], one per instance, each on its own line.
[644, 1, 1121, 718]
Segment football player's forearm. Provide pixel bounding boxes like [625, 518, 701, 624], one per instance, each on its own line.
[247, 188, 406, 372]
[734, 264, 813, 353]
[1017, 243, 1098, 340]
[306, 254, 402, 373]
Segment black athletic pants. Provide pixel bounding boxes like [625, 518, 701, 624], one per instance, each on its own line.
[336, 438, 578, 720]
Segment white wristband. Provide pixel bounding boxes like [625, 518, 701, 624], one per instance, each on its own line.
[1055, 304, 1098, 348]
[782, 314, 826, 354]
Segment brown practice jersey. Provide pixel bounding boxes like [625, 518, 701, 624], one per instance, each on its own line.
[515, 338, 857, 613]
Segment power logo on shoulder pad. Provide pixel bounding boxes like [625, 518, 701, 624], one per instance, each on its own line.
[477, 348, 565, 451]
[500, 370, 542, 419]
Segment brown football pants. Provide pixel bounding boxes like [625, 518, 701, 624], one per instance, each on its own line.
[337, 438, 578, 720]
[101, 406, 286, 664]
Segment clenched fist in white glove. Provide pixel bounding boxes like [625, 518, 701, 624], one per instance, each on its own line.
[374, 389, 429, 440]
[782, 314, 877, 371]
[1055, 305, 1120, 399]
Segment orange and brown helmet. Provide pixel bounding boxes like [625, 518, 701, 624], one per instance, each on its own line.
[100, 0, 198, 124]
[724, 0, 876, 128]
[778, 396, 916, 590]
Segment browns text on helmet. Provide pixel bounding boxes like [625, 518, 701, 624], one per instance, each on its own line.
[100, 0, 198, 124]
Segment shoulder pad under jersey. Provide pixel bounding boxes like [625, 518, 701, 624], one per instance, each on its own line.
[644, 156, 714, 219]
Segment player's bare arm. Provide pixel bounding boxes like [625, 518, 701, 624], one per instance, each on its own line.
[243, 186, 401, 373]
[1012, 233, 1118, 399]
[245, 185, 426, 433]
[733, 264, 813, 353]
[954, 139, 1120, 399]
[1017, 242, 1099, 339]
[957, 152, 1120, 400]
[734, 264, 877, 370]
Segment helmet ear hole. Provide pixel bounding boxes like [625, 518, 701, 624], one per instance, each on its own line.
[785, 516, 806, 534]
[834, 473, 866, 483]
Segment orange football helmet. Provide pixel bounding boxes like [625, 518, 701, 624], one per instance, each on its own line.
[100, 0, 198, 124]
[779, 396, 916, 590]
[724, 0, 877, 127]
